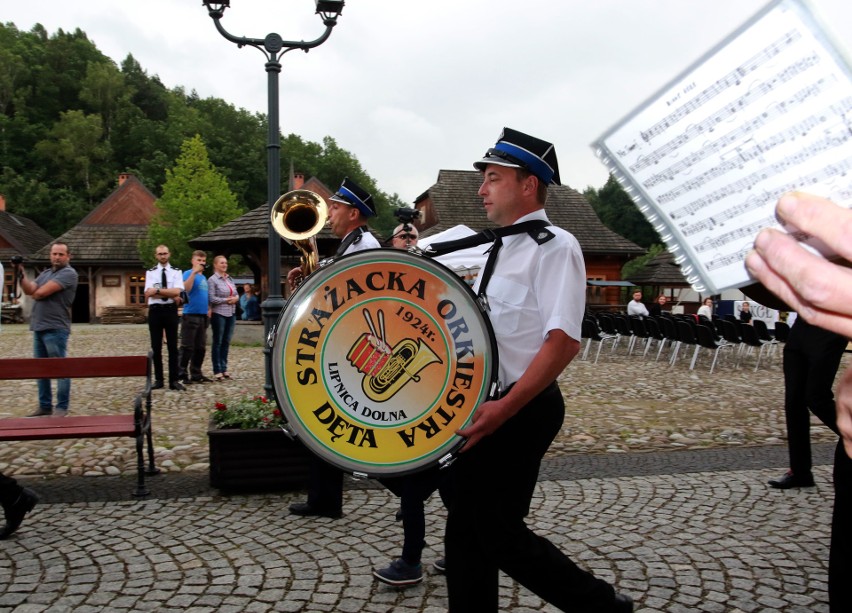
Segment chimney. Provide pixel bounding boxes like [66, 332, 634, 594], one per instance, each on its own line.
[118, 173, 131, 186]
[0, 194, 5, 211]
[294, 173, 305, 190]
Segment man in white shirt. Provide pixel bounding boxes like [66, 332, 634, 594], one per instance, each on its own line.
[627, 290, 649, 317]
[144, 245, 185, 391]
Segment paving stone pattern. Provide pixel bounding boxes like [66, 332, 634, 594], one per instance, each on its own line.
[0, 323, 846, 611]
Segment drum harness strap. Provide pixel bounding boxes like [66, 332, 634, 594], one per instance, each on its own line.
[335, 226, 367, 256]
[422, 219, 553, 311]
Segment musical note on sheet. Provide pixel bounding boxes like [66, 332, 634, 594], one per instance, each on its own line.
[592, 0, 852, 294]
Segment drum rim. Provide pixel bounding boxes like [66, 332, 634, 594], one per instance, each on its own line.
[271, 248, 499, 477]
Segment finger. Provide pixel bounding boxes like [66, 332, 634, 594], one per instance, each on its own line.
[776, 193, 852, 263]
[752, 229, 852, 317]
[838, 369, 852, 459]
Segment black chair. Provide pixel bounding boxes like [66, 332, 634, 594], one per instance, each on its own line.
[628, 316, 652, 356]
[720, 319, 745, 367]
[642, 317, 666, 359]
[739, 323, 769, 371]
[672, 319, 699, 368]
[694, 323, 735, 373]
[656, 315, 679, 363]
[611, 314, 635, 355]
[753, 318, 780, 361]
[773, 321, 790, 343]
[581, 317, 618, 363]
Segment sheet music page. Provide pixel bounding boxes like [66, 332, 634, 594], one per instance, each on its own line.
[592, 0, 852, 294]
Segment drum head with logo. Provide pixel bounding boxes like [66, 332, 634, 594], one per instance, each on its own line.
[271, 249, 498, 477]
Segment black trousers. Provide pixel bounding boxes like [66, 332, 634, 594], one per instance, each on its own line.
[0, 472, 22, 507]
[782, 320, 847, 475]
[306, 456, 343, 513]
[381, 466, 447, 564]
[179, 314, 208, 379]
[831, 443, 852, 612]
[148, 304, 180, 384]
[445, 382, 616, 612]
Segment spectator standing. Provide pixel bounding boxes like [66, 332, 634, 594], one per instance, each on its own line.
[144, 245, 185, 391]
[443, 128, 632, 611]
[745, 192, 852, 612]
[288, 177, 380, 520]
[17, 242, 79, 415]
[179, 250, 213, 385]
[239, 284, 260, 321]
[208, 255, 239, 381]
[627, 289, 649, 317]
[768, 317, 847, 490]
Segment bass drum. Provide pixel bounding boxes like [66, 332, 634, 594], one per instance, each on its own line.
[271, 248, 498, 477]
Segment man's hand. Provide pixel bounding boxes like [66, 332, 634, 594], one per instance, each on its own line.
[456, 398, 511, 452]
[287, 266, 304, 292]
[745, 192, 852, 338]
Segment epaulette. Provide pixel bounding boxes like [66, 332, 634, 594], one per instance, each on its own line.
[528, 227, 555, 245]
[148, 265, 158, 271]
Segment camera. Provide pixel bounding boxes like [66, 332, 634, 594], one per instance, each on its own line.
[10, 255, 23, 266]
[393, 207, 420, 223]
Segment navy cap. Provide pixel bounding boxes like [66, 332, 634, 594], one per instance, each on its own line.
[473, 127, 561, 186]
[330, 177, 376, 217]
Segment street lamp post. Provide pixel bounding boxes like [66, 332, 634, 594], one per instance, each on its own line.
[202, 1, 344, 400]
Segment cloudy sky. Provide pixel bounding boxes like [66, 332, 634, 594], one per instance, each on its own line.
[4, 0, 851, 202]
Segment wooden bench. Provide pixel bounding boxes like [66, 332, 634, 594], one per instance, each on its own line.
[0, 354, 159, 496]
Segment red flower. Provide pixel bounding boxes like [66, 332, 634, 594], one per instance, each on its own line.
[215, 402, 227, 410]
[273, 409, 282, 418]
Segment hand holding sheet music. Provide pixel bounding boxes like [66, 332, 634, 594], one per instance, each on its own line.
[592, 0, 852, 294]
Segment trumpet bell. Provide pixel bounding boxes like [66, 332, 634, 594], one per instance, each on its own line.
[270, 189, 328, 242]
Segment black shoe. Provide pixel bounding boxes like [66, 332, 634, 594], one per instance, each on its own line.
[26, 409, 52, 418]
[169, 382, 186, 391]
[395, 507, 404, 521]
[190, 376, 214, 383]
[179, 377, 192, 385]
[152, 380, 165, 390]
[768, 470, 814, 489]
[288, 502, 342, 519]
[0, 488, 39, 540]
[432, 558, 446, 574]
[612, 593, 634, 612]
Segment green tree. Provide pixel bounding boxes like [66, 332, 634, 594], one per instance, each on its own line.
[621, 243, 665, 282]
[140, 134, 244, 269]
[584, 174, 661, 249]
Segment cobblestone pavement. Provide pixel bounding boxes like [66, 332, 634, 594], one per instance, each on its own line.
[0, 324, 847, 611]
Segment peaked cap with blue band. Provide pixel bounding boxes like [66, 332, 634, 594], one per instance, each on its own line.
[473, 127, 561, 186]
[330, 177, 376, 217]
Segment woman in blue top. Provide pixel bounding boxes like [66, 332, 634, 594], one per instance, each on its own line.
[239, 284, 260, 321]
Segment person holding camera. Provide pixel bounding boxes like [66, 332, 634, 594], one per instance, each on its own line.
[16, 242, 79, 417]
[390, 222, 419, 250]
[178, 250, 213, 385]
[144, 245, 185, 391]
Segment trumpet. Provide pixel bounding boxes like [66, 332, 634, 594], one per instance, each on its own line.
[270, 189, 328, 289]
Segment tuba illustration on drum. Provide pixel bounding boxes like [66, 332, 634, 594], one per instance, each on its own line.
[346, 308, 443, 403]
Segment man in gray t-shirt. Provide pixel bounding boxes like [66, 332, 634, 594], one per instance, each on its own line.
[16, 242, 78, 416]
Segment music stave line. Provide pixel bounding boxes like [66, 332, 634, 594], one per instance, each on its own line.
[630, 53, 823, 173]
[642, 93, 851, 190]
[640, 30, 802, 143]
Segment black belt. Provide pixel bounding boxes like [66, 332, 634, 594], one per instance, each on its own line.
[149, 303, 176, 309]
[183, 313, 207, 318]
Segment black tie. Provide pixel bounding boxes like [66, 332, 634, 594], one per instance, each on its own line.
[477, 235, 502, 299]
[161, 267, 168, 301]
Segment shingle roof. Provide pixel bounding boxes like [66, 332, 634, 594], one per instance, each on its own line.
[0, 210, 54, 261]
[627, 251, 690, 286]
[33, 225, 150, 266]
[31, 174, 157, 265]
[417, 170, 643, 255]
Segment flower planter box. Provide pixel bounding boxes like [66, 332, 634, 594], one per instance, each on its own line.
[208, 426, 312, 491]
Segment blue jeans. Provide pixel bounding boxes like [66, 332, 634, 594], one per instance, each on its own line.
[33, 329, 70, 412]
[210, 313, 235, 375]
